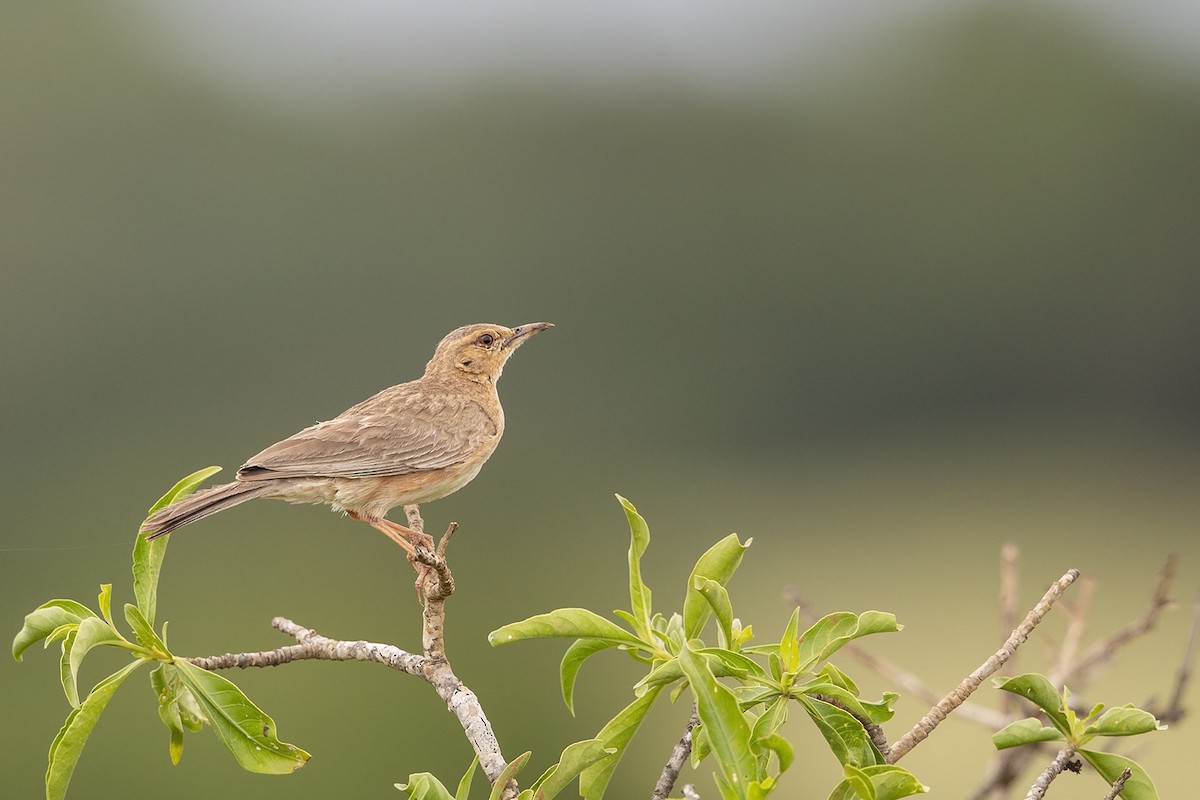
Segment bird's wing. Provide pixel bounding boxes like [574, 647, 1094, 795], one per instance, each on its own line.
[236, 388, 497, 480]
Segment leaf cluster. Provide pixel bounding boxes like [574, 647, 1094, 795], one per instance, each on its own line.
[12, 468, 309, 800]
[484, 495, 925, 800]
[992, 673, 1165, 800]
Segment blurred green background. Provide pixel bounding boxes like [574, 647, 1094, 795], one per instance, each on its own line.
[3, 2, 1198, 798]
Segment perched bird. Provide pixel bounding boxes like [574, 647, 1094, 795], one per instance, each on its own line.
[141, 322, 553, 555]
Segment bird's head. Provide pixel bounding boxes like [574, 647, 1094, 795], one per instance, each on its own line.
[426, 322, 554, 384]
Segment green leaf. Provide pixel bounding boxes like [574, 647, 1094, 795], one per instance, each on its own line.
[694, 578, 735, 649]
[134, 466, 221, 627]
[13, 600, 97, 662]
[124, 604, 168, 654]
[701, 648, 771, 682]
[684, 534, 751, 639]
[396, 772, 455, 800]
[679, 642, 758, 799]
[757, 733, 794, 774]
[455, 756, 480, 800]
[561, 639, 617, 715]
[151, 664, 208, 765]
[779, 608, 801, 674]
[827, 765, 928, 800]
[799, 696, 883, 768]
[489, 609, 643, 648]
[531, 738, 613, 800]
[796, 612, 900, 675]
[842, 763, 876, 800]
[172, 660, 309, 773]
[580, 686, 663, 800]
[1078, 749, 1159, 800]
[58, 630, 79, 706]
[992, 717, 1065, 750]
[68, 617, 124, 708]
[991, 674, 1070, 733]
[1083, 706, 1164, 738]
[818, 663, 860, 695]
[97, 585, 115, 630]
[616, 495, 654, 641]
[798, 684, 880, 727]
[46, 659, 146, 800]
[488, 752, 532, 800]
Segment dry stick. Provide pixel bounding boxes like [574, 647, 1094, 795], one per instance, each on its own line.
[999, 543, 1021, 717]
[1100, 767, 1132, 800]
[969, 560, 1181, 800]
[651, 706, 700, 800]
[885, 569, 1080, 764]
[1052, 556, 1175, 687]
[1159, 587, 1199, 724]
[187, 505, 515, 800]
[1024, 744, 1078, 800]
[1052, 577, 1096, 682]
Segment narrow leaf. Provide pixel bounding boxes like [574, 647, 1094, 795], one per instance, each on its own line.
[173, 660, 309, 774]
[679, 642, 757, 799]
[1078, 749, 1159, 800]
[46, 659, 146, 800]
[488, 752, 532, 800]
[13, 600, 97, 662]
[799, 696, 883, 768]
[490, 609, 642, 648]
[616, 495, 654, 640]
[124, 604, 168, 654]
[455, 756, 480, 800]
[561, 639, 617, 715]
[991, 674, 1070, 732]
[684, 533, 751, 639]
[134, 466, 221, 627]
[779, 608, 801, 674]
[580, 686, 663, 800]
[843, 763, 876, 800]
[695, 578, 735, 649]
[991, 718, 1064, 750]
[532, 738, 613, 800]
[68, 618, 123, 708]
[58, 630, 79, 707]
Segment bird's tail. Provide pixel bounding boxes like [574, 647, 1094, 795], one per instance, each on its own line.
[140, 481, 270, 539]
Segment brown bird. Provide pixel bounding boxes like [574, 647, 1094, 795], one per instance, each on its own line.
[141, 322, 553, 555]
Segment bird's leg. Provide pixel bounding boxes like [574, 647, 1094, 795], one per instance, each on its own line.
[348, 512, 438, 596]
[348, 512, 435, 554]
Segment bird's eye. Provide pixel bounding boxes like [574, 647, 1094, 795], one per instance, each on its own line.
[476, 333, 495, 346]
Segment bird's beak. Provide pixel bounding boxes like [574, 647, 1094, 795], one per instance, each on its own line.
[504, 322, 554, 349]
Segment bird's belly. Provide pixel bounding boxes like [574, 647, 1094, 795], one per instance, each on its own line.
[277, 462, 487, 520]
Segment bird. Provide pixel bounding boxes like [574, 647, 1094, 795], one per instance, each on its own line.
[140, 322, 553, 557]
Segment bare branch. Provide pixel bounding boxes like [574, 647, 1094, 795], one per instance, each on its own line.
[999, 543, 1020, 717]
[1100, 767, 1132, 800]
[1053, 556, 1174, 687]
[186, 505, 516, 800]
[886, 568, 1080, 764]
[1160, 587, 1200, 724]
[1024, 744, 1078, 800]
[1052, 577, 1095, 681]
[652, 706, 700, 800]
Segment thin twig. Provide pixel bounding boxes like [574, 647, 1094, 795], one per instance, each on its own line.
[651, 706, 700, 800]
[1100, 767, 1132, 800]
[1024, 744, 1077, 800]
[886, 569, 1080, 764]
[1160, 588, 1200, 724]
[999, 544, 1020, 717]
[1053, 577, 1096, 682]
[187, 506, 516, 800]
[1053, 556, 1174, 687]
